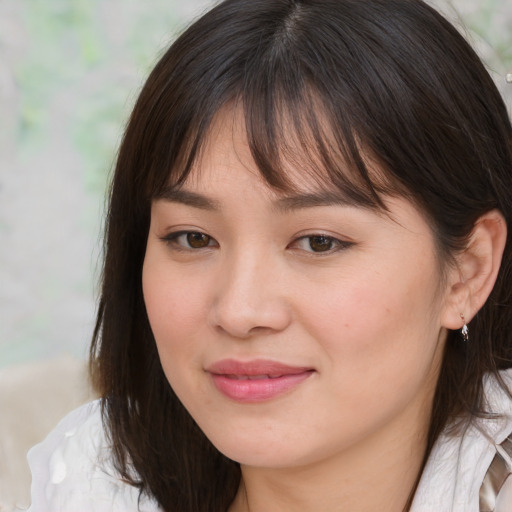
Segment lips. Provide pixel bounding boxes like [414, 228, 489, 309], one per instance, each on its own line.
[206, 359, 314, 402]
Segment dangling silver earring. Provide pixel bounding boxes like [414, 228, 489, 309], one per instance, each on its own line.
[460, 313, 469, 341]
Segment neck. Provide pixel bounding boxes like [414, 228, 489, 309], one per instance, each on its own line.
[228, 404, 430, 512]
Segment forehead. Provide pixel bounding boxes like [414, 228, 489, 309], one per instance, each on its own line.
[179, 104, 393, 210]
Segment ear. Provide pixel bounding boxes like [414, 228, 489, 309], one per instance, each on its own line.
[441, 209, 507, 330]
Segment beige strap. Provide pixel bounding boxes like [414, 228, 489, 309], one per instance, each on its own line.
[480, 436, 512, 511]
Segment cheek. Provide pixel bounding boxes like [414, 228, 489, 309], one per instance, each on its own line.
[288, 267, 445, 450]
[143, 249, 209, 330]
[297, 257, 444, 386]
[142, 255, 210, 375]
[142, 259, 217, 415]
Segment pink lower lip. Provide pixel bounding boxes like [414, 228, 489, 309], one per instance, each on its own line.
[208, 362, 314, 403]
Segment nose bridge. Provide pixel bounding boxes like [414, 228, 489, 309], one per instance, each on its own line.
[210, 245, 290, 338]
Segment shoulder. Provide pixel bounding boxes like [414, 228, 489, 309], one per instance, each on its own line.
[26, 400, 162, 512]
[412, 368, 512, 512]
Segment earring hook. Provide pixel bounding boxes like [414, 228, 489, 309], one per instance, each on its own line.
[460, 313, 469, 342]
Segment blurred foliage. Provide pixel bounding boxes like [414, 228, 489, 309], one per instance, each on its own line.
[465, 0, 512, 63]
[15, 0, 191, 196]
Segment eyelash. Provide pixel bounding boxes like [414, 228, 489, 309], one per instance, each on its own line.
[161, 231, 218, 251]
[160, 231, 352, 255]
[288, 234, 353, 254]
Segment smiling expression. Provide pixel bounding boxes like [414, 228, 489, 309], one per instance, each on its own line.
[142, 109, 453, 470]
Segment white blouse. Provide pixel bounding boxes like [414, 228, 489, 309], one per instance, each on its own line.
[26, 401, 161, 512]
[26, 371, 512, 512]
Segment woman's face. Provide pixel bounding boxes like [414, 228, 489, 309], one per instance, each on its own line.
[142, 112, 453, 470]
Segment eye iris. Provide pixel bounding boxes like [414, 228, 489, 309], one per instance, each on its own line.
[309, 236, 333, 252]
[187, 232, 210, 248]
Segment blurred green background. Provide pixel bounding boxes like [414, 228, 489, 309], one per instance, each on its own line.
[0, 0, 510, 369]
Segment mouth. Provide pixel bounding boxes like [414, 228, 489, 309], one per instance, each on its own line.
[206, 359, 315, 403]
[224, 374, 293, 380]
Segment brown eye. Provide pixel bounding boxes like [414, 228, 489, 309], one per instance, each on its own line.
[290, 234, 351, 255]
[162, 230, 217, 251]
[186, 232, 212, 248]
[308, 235, 334, 252]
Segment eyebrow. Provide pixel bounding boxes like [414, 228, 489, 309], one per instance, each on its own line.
[274, 191, 356, 212]
[155, 187, 357, 212]
[154, 187, 221, 211]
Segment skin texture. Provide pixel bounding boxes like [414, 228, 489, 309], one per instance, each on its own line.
[141, 109, 505, 511]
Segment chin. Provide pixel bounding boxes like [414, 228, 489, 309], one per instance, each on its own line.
[203, 426, 326, 469]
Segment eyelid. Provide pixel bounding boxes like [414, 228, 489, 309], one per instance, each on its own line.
[288, 233, 354, 254]
[160, 230, 218, 250]
[158, 229, 352, 255]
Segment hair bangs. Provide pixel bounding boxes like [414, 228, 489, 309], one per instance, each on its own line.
[243, 77, 402, 209]
[150, 57, 402, 212]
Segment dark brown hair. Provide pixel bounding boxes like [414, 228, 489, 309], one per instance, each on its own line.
[90, 0, 512, 510]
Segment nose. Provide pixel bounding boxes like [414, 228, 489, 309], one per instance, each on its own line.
[208, 252, 292, 339]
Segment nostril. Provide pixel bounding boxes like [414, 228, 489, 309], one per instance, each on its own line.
[213, 318, 278, 340]
[209, 296, 292, 339]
